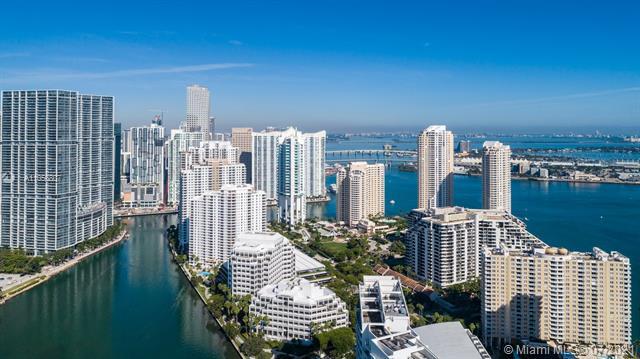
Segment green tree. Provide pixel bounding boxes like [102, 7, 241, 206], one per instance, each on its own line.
[240, 335, 267, 357]
[223, 322, 240, 338]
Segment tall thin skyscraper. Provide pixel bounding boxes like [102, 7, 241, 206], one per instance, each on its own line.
[277, 133, 306, 225]
[114, 123, 122, 201]
[303, 131, 326, 198]
[417, 125, 454, 209]
[336, 162, 385, 227]
[1, 90, 114, 254]
[482, 141, 511, 212]
[186, 85, 211, 137]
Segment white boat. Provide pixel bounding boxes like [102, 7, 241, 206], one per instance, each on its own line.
[389, 200, 396, 205]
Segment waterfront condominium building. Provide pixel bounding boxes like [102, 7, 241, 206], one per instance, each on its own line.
[120, 122, 165, 208]
[166, 127, 204, 206]
[417, 125, 454, 209]
[404, 207, 547, 288]
[336, 162, 385, 227]
[303, 131, 326, 198]
[482, 141, 512, 213]
[252, 127, 326, 205]
[356, 276, 490, 359]
[177, 161, 246, 248]
[277, 132, 307, 225]
[231, 127, 253, 183]
[230, 232, 295, 296]
[482, 246, 632, 350]
[185, 84, 211, 137]
[249, 277, 349, 341]
[0, 90, 114, 254]
[188, 184, 266, 266]
[177, 141, 243, 247]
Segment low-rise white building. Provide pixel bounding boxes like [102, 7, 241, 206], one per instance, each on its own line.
[249, 278, 349, 341]
[230, 232, 295, 297]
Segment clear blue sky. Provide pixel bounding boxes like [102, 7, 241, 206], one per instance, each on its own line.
[1, 1, 639, 133]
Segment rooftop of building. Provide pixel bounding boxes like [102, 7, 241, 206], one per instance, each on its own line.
[359, 276, 410, 328]
[486, 245, 629, 263]
[294, 249, 326, 273]
[372, 330, 437, 359]
[482, 140, 510, 150]
[424, 125, 448, 132]
[256, 278, 339, 306]
[413, 322, 489, 359]
[233, 232, 288, 253]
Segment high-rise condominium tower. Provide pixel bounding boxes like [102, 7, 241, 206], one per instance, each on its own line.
[404, 207, 546, 287]
[336, 162, 385, 227]
[252, 127, 326, 225]
[303, 131, 326, 198]
[0, 90, 114, 254]
[482, 141, 511, 212]
[277, 133, 306, 225]
[177, 141, 244, 248]
[188, 184, 266, 266]
[121, 122, 165, 208]
[166, 127, 204, 206]
[482, 246, 631, 349]
[417, 125, 454, 209]
[186, 85, 211, 137]
[231, 127, 253, 183]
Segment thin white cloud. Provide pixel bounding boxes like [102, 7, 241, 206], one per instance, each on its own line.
[0, 52, 30, 59]
[0, 63, 254, 83]
[228, 40, 243, 46]
[472, 86, 640, 108]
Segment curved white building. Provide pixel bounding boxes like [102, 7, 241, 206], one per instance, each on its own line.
[250, 278, 349, 341]
[230, 232, 295, 296]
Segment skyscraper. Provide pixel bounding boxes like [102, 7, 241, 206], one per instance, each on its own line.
[186, 85, 211, 137]
[417, 125, 454, 209]
[336, 162, 385, 227]
[482, 141, 512, 212]
[231, 127, 253, 183]
[114, 122, 122, 201]
[121, 122, 165, 208]
[188, 184, 266, 265]
[482, 246, 631, 349]
[303, 131, 327, 198]
[166, 127, 204, 206]
[277, 133, 307, 225]
[404, 207, 546, 287]
[1, 90, 114, 254]
[252, 127, 326, 223]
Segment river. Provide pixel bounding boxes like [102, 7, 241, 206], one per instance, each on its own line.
[0, 215, 239, 359]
